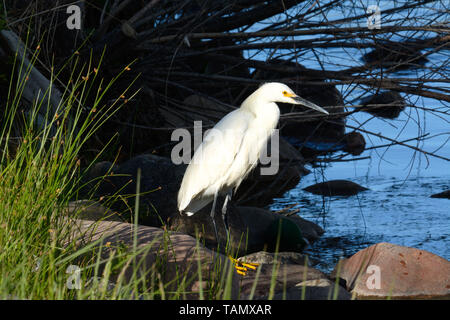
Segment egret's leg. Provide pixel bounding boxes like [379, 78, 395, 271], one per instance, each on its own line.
[210, 192, 219, 244]
[221, 191, 260, 276]
[221, 191, 232, 242]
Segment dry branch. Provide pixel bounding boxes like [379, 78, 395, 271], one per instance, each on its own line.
[1, 0, 448, 167]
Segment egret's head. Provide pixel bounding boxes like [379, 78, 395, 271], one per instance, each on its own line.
[259, 82, 329, 114]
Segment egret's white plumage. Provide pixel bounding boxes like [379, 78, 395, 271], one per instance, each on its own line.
[177, 82, 328, 240]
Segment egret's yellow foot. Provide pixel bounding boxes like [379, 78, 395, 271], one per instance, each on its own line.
[228, 255, 259, 276]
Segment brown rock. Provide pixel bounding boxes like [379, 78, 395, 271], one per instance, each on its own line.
[68, 219, 240, 299]
[238, 263, 346, 300]
[239, 263, 325, 298]
[65, 200, 124, 222]
[331, 242, 450, 299]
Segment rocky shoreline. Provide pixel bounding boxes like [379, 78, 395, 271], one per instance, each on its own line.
[66, 205, 450, 300]
[66, 154, 450, 300]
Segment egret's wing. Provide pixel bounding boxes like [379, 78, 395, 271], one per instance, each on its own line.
[178, 109, 253, 212]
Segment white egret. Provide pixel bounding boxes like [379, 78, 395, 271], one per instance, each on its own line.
[177, 82, 328, 245]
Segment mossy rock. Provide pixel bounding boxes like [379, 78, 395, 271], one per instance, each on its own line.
[263, 218, 307, 252]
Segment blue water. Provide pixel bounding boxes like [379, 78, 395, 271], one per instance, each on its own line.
[270, 99, 449, 273]
[250, 0, 450, 273]
[270, 171, 449, 273]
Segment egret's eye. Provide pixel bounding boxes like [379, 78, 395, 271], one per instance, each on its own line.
[282, 91, 288, 96]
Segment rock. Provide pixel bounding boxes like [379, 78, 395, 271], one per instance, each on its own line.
[284, 213, 324, 242]
[270, 279, 351, 300]
[79, 161, 120, 199]
[86, 154, 186, 227]
[360, 91, 406, 119]
[343, 131, 366, 156]
[330, 242, 450, 299]
[237, 253, 350, 300]
[239, 263, 330, 299]
[242, 207, 324, 249]
[68, 218, 240, 299]
[263, 218, 307, 252]
[303, 180, 369, 196]
[362, 42, 429, 71]
[65, 200, 123, 222]
[238, 251, 311, 266]
[113, 154, 185, 223]
[170, 205, 324, 255]
[88, 161, 119, 180]
[430, 190, 450, 199]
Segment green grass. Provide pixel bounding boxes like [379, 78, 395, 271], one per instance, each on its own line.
[0, 34, 144, 299]
[0, 32, 242, 300]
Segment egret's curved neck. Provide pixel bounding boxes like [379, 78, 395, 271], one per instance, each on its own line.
[240, 93, 280, 133]
[240, 91, 276, 116]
